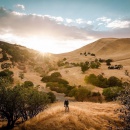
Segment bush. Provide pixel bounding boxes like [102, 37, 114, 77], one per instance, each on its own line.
[81, 63, 89, 73]
[51, 72, 62, 78]
[102, 86, 123, 101]
[73, 87, 91, 102]
[0, 69, 14, 84]
[107, 76, 122, 87]
[47, 92, 56, 103]
[90, 61, 101, 69]
[85, 74, 98, 86]
[23, 81, 34, 88]
[85, 74, 122, 88]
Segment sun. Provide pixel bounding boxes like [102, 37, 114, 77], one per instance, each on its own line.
[24, 36, 61, 54]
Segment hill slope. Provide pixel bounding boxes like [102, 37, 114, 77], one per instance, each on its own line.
[56, 38, 130, 65]
[14, 102, 121, 130]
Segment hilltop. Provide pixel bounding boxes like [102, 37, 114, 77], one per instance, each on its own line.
[56, 38, 130, 65]
[13, 102, 121, 130]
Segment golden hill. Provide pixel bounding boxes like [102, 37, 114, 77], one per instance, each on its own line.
[13, 102, 121, 130]
[56, 38, 130, 65]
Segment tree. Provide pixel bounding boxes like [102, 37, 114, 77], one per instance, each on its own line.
[115, 84, 130, 129]
[0, 84, 49, 129]
[102, 86, 122, 101]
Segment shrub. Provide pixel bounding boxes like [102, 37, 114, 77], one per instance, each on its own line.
[102, 86, 123, 101]
[47, 92, 56, 103]
[23, 81, 34, 88]
[74, 87, 91, 102]
[85, 74, 98, 86]
[107, 76, 122, 87]
[51, 72, 62, 78]
[81, 63, 89, 73]
[85, 74, 122, 88]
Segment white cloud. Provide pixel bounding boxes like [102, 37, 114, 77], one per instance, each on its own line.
[106, 20, 130, 28]
[66, 18, 73, 23]
[96, 17, 111, 23]
[76, 18, 84, 24]
[0, 8, 92, 41]
[87, 21, 93, 25]
[0, 7, 130, 53]
[15, 4, 25, 10]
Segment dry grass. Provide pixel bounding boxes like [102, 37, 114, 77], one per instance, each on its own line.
[13, 102, 121, 130]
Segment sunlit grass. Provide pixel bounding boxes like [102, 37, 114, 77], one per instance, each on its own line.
[13, 102, 121, 130]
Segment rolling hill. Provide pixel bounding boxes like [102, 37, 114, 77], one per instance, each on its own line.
[0, 38, 130, 130]
[56, 38, 130, 65]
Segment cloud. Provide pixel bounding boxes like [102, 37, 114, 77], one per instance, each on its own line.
[0, 7, 93, 41]
[96, 17, 111, 23]
[66, 18, 73, 23]
[15, 4, 25, 10]
[106, 20, 130, 28]
[0, 7, 130, 52]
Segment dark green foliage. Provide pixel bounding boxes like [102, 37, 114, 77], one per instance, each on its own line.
[91, 91, 101, 96]
[0, 69, 14, 84]
[106, 59, 113, 66]
[81, 63, 89, 73]
[1, 63, 12, 69]
[85, 74, 122, 88]
[2, 51, 8, 61]
[107, 76, 122, 87]
[103, 86, 123, 101]
[0, 84, 49, 129]
[46, 82, 67, 93]
[91, 53, 95, 56]
[90, 61, 101, 69]
[69, 87, 91, 102]
[116, 84, 130, 129]
[23, 81, 34, 88]
[47, 92, 56, 103]
[41, 76, 68, 85]
[42, 73, 72, 94]
[51, 72, 62, 78]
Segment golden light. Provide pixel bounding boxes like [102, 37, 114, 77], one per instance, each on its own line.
[24, 36, 62, 54]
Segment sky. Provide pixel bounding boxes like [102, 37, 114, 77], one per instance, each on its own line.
[0, 0, 130, 54]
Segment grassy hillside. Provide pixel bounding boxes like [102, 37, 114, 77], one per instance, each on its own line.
[56, 38, 130, 65]
[12, 102, 121, 130]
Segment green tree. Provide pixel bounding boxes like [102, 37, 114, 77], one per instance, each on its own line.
[0, 84, 49, 129]
[102, 86, 122, 101]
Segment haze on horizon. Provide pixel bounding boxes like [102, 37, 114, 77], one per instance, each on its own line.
[0, 0, 130, 54]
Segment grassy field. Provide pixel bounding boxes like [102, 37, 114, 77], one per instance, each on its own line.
[7, 101, 121, 130]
